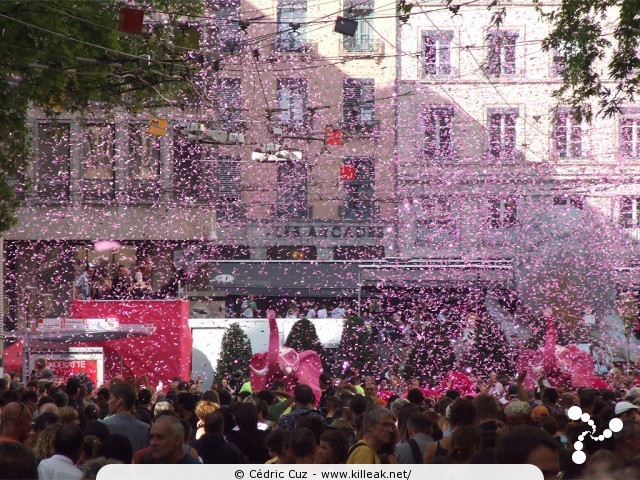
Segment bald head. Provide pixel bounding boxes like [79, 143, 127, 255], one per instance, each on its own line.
[0, 402, 32, 442]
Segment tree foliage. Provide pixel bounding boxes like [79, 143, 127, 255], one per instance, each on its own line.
[0, 0, 202, 232]
[403, 318, 455, 385]
[537, 0, 640, 121]
[468, 312, 513, 377]
[285, 318, 331, 371]
[216, 322, 252, 381]
[285, 318, 323, 354]
[336, 316, 379, 377]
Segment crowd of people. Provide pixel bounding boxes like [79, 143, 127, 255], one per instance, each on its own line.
[2, 366, 640, 479]
[74, 263, 182, 301]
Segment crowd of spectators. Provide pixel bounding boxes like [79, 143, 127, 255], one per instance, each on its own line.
[74, 263, 183, 301]
[1, 368, 640, 479]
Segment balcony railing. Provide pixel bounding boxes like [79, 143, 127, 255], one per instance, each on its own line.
[341, 38, 384, 55]
[416, 226, 459, 246]
[483, 227, 519, 246]
[340, 120, 380, 137]
[274, 38, 317, 55]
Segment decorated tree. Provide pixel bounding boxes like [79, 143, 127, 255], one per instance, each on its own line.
[404, 318, 455, 385]
[216, 323, 252, 381]
[336, 316, 380, 378]
[468, 313, 514, 377]
[285, 318, 322, 353]
[284, 318, 330, 371]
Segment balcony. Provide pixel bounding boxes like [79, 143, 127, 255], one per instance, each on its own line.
[341, 38, 384, 56]
[340, 120, 380, 138]
[274, 38, 317, 55]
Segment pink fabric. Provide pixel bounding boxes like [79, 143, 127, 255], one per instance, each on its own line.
[516, 318, 596, 388]
[72, 299, 192, 386]
[250, 310, 323, 402]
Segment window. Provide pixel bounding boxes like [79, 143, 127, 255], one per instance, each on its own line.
[129, 124, 161, 180]
[553, 109, 582, 158]
[620, 197, 640, 228]
[422, 196, 453, 230]
[486, 30, 518, 76]
[423, 31, 452, 76]
[276, 161, 308, 220]
[553, 195, 584, 210]
[343, 157, 374, 220]
[217, 156, 242, 219]
[551, 40, 578, 78]
[343, 78, 375, 132]
[621, 117, 640, 158]
[82, 124, 115, 180]
[423, 107, 454, 158]
[173, 136, 209, 202]
[488, 110, 517, 158]
[489, 198, 518, 228]
[278, 78, 307, 131]
[218, 78, 243, 130]
[217, 0, 242, 52]
[343, 0, 374, 52]
[267, 246, 317, 260]
[277, 0, 306, 52]
[35, 122, 71, 200]
[552, 48, 566, 77]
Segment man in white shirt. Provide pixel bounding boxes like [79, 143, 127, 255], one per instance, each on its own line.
[38, 424, 84, 480]
[317, 305, 328, 319]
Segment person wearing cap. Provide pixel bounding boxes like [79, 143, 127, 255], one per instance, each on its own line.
[614, 401, 640, 421]
[318, 372, 336, 417]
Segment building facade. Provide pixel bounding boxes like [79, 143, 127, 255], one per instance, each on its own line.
[3, 0, 398, 328]
[4, 0, 640, 340]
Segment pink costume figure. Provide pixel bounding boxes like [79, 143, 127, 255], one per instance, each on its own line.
[517, 314, 596, 389]
[249, 310, 323, 402]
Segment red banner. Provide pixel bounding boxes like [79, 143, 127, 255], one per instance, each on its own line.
[71, 300, 192, 387]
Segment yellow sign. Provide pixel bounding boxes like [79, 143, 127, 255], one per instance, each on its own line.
[148, 118, 168, 136]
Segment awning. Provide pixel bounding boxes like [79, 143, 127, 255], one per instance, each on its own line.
[198, 259, 516, 297]
[24, 325, 150, 342]
[204, 261, 365, 296]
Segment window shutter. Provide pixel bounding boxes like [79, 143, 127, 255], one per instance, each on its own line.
[424, 109, 436, 157]
[504, 113, 517, 153]
[555, 111, 567, 157]
[504, 198, 517, 225]
[343, 79, 360, 122]
[489, 113, 502, 156]
[486, 32, 500, 76]
[503, 32, 518, 75]
[424, 34, 436, 75]
[439, 108, 453, 154]
[439, 35, 451, 75]
[570, 112, 582, 157]
[219, 78, 241, 124]
[621, 118, 634, 157]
